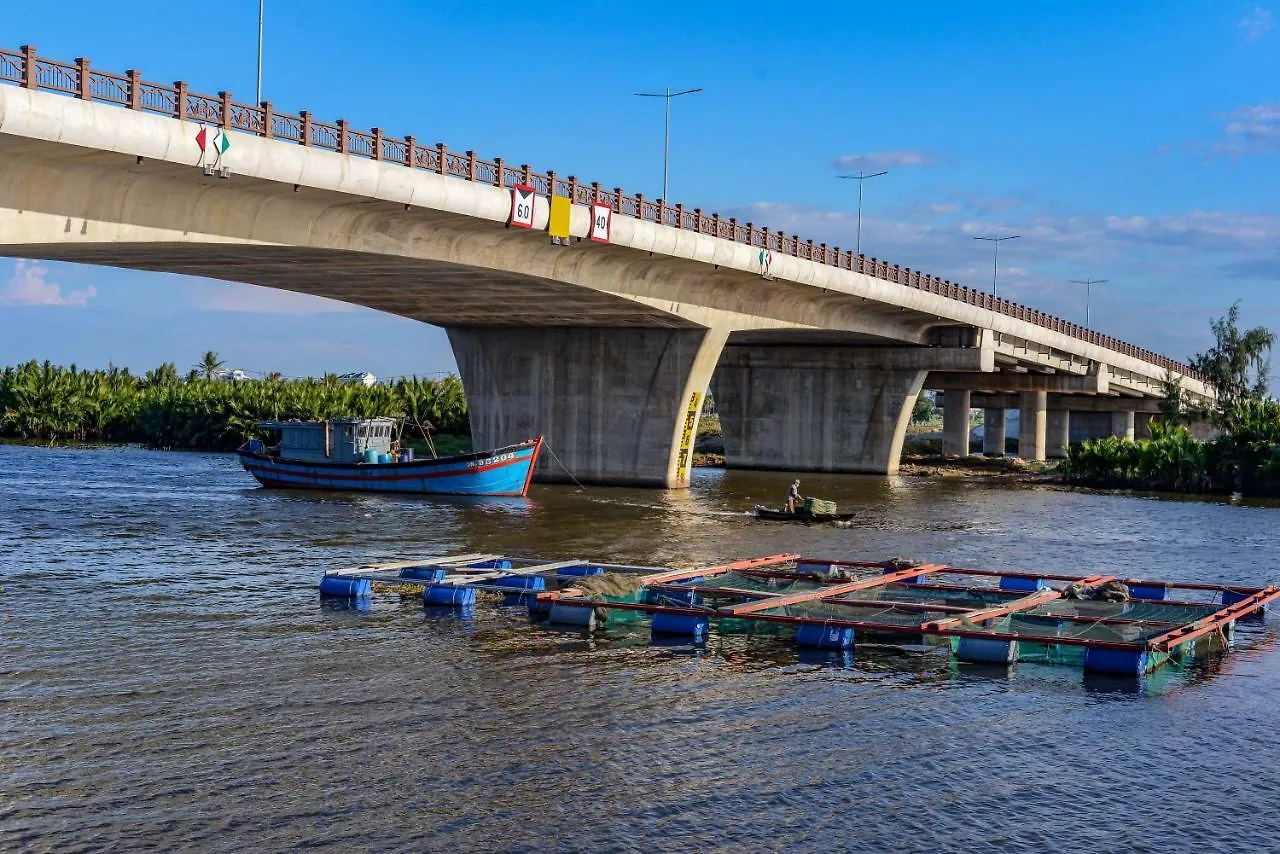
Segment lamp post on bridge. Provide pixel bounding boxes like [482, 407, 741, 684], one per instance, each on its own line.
[634, 87, 703, 202]
[973, 233, 1020, 298]
[837, 170, 888, 258]
[1068, 276, 1109, 327]
[256, 0, 265, 103]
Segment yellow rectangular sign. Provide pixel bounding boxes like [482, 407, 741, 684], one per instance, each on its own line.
[548, 195, 572, 239]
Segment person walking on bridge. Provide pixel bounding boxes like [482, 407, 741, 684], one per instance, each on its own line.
[786, 479, 804, 514]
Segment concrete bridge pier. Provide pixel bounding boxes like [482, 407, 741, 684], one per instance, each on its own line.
[1047, 409, 1071, 459]
[983, 408, 1007, 456]
[447, 325, 726, 488]
[713, 345, 991, 475]
[943, 389, 972, 456]
[1019, 391, 1048, 461]
[1111, 410, 1136, 441]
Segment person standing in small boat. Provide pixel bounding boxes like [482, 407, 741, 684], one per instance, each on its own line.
[786, 479, 804, 514]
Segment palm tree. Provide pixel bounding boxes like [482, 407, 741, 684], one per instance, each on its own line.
[197, 351, 225, 381]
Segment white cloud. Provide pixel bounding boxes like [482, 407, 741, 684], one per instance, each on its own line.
[191, 281, 357, 315]
[0, 260, 97, 307]
[1218, 102, 1280, 155]
[1239, 6, 1274, 42]
[831, 150, 939, 172]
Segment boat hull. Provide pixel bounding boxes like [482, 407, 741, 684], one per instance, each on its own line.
[755, 505, 856, 523]
[238, 439, 542, 497]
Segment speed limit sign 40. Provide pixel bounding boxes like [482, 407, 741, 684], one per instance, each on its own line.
[590, 202, 611, 243]
[510, 185, 535, 229]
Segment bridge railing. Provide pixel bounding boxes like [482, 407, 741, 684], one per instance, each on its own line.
[0, 45, 1203, 382]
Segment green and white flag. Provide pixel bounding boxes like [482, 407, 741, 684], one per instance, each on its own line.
[194, 126, 231, 157]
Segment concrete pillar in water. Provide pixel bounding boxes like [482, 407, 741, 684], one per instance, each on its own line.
[983, 408, 1007, 456]
[1046, 409, 1070, 459]
[447, 325, 727, 488]
[1018, 391, 1048, 461]
[713, 345, 988, 475]
[1111, 410, 1136, 440]
[943, 389, 972, 456]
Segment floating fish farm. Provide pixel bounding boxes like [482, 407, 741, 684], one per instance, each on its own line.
[319, 553, 1278, 677]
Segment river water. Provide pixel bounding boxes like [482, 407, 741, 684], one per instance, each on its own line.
[2, 444, 1279, 852]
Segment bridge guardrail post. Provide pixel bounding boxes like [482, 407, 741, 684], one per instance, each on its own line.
[300, 111, 312, 146]
[337, 119, 349, 154]
[548, 170, 558, 196]
[495, 157, 506, 187]
[614, 188, 624, 214]
[592, 182, 602, 204]
[675, 203, 685, 228]
[568, 175, 579, 201]
[261, 102, 273, 138]
[75, 57, 90, 100]
[126, 69, 141, 110]
[371, 127, 382, 159]
[465, 150, 477, 181]
[694, 208, 702, 232]
[437, 144, 448, 175]
[218, 91, 232, 129]
[404, 135, 415, 167]
[521, 163, 532, 185]
[20, 45, 36, 89]
[174, 81, 187, 119]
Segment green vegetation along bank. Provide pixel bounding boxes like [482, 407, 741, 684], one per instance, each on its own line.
[1061, 304, 1280, 497]
[0, 356, 469, 451]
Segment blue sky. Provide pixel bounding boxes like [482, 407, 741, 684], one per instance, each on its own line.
[2, 1, 1278, 378]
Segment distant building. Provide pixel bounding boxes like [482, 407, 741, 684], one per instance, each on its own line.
[338, 371, 377, 387]
[213, 368, 250, 382]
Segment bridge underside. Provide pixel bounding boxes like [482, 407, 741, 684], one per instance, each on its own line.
[0, 91, 1181, 486]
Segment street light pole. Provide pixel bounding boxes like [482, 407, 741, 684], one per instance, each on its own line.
[256, 0, 264, 104]
[973, 233, 1021, 297]
[837, 170, 889, 257]
[634, 87, 703, 201]
[1068, 277, 1109, 327]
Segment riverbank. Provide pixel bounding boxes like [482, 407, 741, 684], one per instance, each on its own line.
[899, 454, 1061, 482]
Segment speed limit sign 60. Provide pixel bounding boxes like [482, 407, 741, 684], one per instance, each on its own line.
[510, 185, 535, 229]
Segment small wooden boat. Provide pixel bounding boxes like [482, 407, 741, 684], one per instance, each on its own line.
[238, 418, 542, 497]
[755, 505, 857, 523]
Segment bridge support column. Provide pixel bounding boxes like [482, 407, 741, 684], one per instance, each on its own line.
[1046, 409, 1070, 459]
[447, 326, 726, 488]
[982, 408, 1006, 456]
[1110, 410, 1136, 441]
[713, 345, 989, 475]
[1018, 391, 1047, 462]
[943, 389, 972, 456]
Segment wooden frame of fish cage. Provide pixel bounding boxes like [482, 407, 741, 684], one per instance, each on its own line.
[317, 552, 1279, 677]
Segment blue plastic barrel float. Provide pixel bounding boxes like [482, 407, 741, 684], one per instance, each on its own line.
[548, 602, 596, 628]
[651, 611, 709, 640]
[422, 584, 476, 607]
[398, 449, 414, 463]
[245, 438, 265, 454]
[999, 575, 1048, 593]
[362, 448, 379, 464]
[399, 566, 448, 582]
[953, 635, 1019, 664]
[318, 576, 372, 598]
[796, 622, 855, 650]
[557, 565, 606, 578]
[378, 453, 393, 464]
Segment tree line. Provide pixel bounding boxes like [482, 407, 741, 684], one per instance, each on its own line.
[0, 354, 469, 451]
[1061, 303, 1280, 497]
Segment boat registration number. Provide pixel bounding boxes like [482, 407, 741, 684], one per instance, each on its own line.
[466, 452, 516, 469]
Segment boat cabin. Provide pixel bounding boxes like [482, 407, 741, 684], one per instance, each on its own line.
[258, 418, 397, 464]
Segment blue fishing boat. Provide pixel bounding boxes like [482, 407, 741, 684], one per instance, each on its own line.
[237, 418, 542, 497]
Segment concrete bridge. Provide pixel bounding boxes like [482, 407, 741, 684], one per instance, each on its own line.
[0, 46, 1211, 486]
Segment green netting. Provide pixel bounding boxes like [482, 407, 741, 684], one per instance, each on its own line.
[756, 598, 952, 630]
